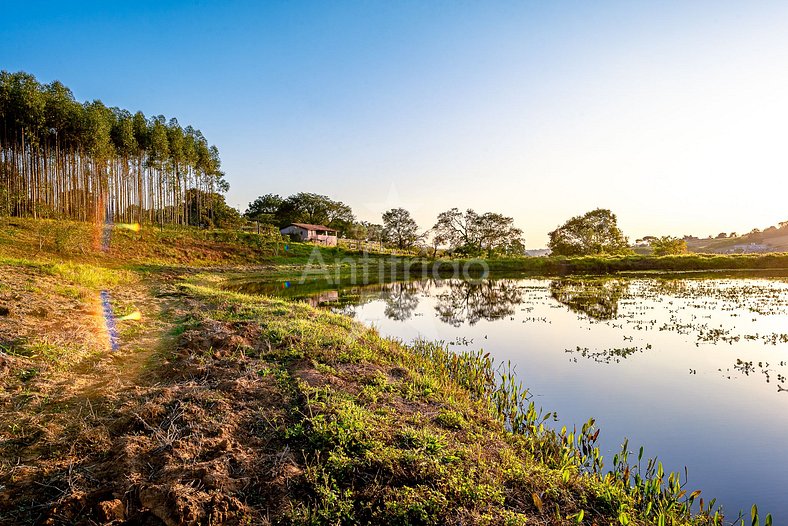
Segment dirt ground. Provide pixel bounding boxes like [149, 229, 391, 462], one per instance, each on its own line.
[0, 253, 318, 525]
[0, 263, 184, 524]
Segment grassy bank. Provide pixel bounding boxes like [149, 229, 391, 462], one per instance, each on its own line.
[1, 267, 732, 524]
[4, 216, 787, 276]
[0, 217, 281, 266]
[224, 251, 788, 298]
[0, 219, 774, 524]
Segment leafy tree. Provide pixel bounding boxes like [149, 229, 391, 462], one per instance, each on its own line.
[346, 222, 370, 241]
[432, 208, 524, 257]
[382, 208, 420, 249]
[186, 189, 242, 229]
[474, 212, 525, 256]
[363, 222, 383, 243]
[650, 236, 688, 256]
[432, 208, 474, 252]
[245, 193, 283, 224]
[275, 192, 354, 234]
[548, 209, 630, 256]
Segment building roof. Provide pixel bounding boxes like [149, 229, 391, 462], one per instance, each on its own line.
[287, 223, 337, 233]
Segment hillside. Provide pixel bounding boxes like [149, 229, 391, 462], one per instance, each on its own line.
[683, 224, 788, 254]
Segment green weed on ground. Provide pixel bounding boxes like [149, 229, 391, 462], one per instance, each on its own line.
[177, 277, 738, 526]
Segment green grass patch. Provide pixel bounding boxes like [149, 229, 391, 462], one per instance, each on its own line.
[175, 275, 735, 525]
[0, 256, 135, 289]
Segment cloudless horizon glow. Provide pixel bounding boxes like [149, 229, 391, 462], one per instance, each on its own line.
[4, 1, 788, 246]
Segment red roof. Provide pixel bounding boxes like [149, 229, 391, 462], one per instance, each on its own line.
[288, 223, 337, 233]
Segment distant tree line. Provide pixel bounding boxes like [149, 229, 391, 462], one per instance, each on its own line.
[0, 71, 238, 227]
[245, 192, 525, 257]
[249, 189, 778, 258]
[247, 190, 788, 258]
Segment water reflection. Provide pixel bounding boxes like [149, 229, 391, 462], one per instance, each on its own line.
[433, 279, 523, 326]
[381, 281, 425, 321]
[549, 279, 628, 320]
[303, 290, 339, 307]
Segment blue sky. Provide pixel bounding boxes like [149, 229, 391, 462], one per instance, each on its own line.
[4, 0, 788, 246]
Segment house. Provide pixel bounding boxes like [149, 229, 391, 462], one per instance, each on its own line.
[280, 223, 338, 246]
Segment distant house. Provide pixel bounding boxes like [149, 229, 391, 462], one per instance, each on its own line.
[723, 243, 770, 254]
[280, 223, 338, 246]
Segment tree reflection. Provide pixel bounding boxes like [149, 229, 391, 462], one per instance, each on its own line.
[378, 281, 426, 321]
[434, 279, 523, 326]
[549, 279, 629, 320]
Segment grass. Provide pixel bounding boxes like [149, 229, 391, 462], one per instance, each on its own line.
[5, 216, 787, 278]
[175, 276, 736, 525]
[0, 255, 135, 289]
[0, 216, 284, 266]
[0, 217, 777, 525]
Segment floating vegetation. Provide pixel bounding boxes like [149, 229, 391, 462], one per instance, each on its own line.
[565, 345, 644, 363]
[248, 274, 788, 385]
[448, 336, 474, 347]
[719, 359, 788, 391]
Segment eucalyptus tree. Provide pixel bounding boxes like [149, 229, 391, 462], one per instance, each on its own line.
[0, 70, 227, 227]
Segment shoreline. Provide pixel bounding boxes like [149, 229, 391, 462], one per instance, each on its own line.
[0, 220, 771, 524]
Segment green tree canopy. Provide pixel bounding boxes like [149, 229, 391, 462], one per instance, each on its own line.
[274, 192, 354, 234]
[363, 222, 383, 242]
[650, 236, 687, 256]
[244, 193, 283, 224]
[432, 208, 525, 257]
[548, 208, 630, 256]
[186, 189, 242, 229]
[382, 208, 420, 250]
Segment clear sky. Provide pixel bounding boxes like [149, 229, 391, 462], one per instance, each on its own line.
[4, 0, 788, 247]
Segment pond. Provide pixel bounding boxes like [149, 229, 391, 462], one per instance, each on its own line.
[229, 273, 788, 521]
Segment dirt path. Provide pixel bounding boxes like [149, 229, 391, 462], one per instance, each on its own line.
[60, 273, 184, 400]
[0, 268, 186, 522]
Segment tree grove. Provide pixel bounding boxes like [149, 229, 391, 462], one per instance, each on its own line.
[0, 71, 227, 226]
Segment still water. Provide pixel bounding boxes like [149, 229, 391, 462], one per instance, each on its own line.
[232, 274, 788, 521]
